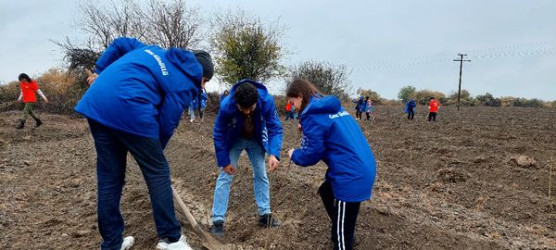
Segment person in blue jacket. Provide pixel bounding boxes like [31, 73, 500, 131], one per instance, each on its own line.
[404, 98, 416, 120]
[188, 88, 208, 122]
[220, 89, 229, 102]
[210, 79, 283, 236]
[286, 79, 376, 250]
[75, 37, 214, 250]
[353, 96, 365, 120]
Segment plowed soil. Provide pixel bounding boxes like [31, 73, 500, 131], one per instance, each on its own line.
[1, 106, 555, 249]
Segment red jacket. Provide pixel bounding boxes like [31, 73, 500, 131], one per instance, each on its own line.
[429, 99, 440, 112]
[285, 102, 292, 112]
[20, 80, 39, 103]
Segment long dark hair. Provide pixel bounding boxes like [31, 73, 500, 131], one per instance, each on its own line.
[18, 73, 32, 82]
[286, 79, 322, 113]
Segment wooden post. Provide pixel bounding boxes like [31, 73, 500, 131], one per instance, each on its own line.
[453, 54, 471, 111]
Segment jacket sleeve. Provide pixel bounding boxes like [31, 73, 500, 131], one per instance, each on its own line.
[213, 108, 231, 167]
[158, 90, 191, 149]
[94, 37, 146, 74]
[291, 117, 325, 166]
[265, 99, 283, 160]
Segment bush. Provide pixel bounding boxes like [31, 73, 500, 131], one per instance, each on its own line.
[413, 90, 446, 105]
[398, 85, 416, 103]
[0, 81, 21, 112]
[447, 89, 474, 106]
[475, 93, 500, 107]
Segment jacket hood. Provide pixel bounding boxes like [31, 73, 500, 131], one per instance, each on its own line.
[165, 48, 203, 86]
[303, 95, 342, 115]
[229, 79, 270, 98]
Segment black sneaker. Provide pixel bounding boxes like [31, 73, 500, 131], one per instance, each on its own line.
[209, 221, 224, 236]
[258, 213, 281, 228]
[35, 119, 42, 127]
[16, 120, 25, 129]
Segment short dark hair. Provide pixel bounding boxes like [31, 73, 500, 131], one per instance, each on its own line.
[234, 83, 258, 108]
[18, 73, 31, 82]
[430, 97, 435, 100]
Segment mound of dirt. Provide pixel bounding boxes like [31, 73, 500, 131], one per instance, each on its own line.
[509, 155, 537, 168]
[437, 167, 470, 183]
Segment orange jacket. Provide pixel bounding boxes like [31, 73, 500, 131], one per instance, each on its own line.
[20, 80, 39, 103]
[429, 99, 440, 112]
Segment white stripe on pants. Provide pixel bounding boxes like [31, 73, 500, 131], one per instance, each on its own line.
[337, 200, 346, 250]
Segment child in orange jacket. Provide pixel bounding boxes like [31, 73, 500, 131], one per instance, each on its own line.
[428, 97, 440, 121]
[16, 73, 48, 129]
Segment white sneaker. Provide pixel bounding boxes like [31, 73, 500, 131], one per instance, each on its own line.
[120, 236, 135, 250]
[156, 235, 193, 250]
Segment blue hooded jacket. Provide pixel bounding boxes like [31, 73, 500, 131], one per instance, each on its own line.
[213, 79, 283, 167]
[75, 37, 203, 148]
[291, 96, 376, 202]
[404, 99, 416, 113]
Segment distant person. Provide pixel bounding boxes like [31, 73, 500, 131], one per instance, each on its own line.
[189, 88, 208, 122]
[220, 89, 229, 102]
[364, 96, 373, 121]
[188, 97, 198, 122]
[353, 96, 365, 120]
[428, 97, 440, 121]
[210, 79, 283, 236]
[285, 101, 295, 120]
[199, 88, 208, 121]
[75, 37, 214, 250]
[15, 73, 48, 129]
[405, 99, 416, 120]
[286, 79, 376, 250]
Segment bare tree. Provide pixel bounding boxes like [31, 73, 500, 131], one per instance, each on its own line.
[57, 0, 204, 72]
[142, 0, 202, 49]
[287, 61, 351, 98]
[211, 9, 285, 84]
[78, 0, 145, 50]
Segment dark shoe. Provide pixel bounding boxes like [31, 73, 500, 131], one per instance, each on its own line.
[258, 213, 281, 228]
[209, 221, 224, 236]
[16, 120, 25, 129]
[35, 119, 43, 127]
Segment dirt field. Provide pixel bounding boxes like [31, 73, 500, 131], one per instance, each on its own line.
[1, 106, 555, 249]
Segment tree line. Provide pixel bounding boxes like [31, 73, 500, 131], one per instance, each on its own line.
[397, 85, 554, 108]
[1, 0, 553, 113]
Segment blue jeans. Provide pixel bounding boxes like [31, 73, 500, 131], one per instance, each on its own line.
[88, 119, 181, 250]
[212, 138, 271, 222]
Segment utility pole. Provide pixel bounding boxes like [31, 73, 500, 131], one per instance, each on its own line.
[453, 54, 471, 111]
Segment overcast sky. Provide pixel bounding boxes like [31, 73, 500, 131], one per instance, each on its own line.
[1, 0, 555, 101]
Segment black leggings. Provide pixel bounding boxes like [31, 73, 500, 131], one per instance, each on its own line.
[428, 112, 437, 121]
[319, 181, 361, 250]
[407, 110, 414, 120]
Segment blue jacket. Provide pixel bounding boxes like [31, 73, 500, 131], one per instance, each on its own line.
[354, 97, 366, 112]
[75, 37, 203, 148]
[404, 99, 416, 113]
[220, 93, 229, 102]
[213, 79, 283, 167]
[200, 91, 208, 108]
[190, 90, 208, 109]
[291, 96, 376, 202]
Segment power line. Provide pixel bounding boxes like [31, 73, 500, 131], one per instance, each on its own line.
[352, 41, 556, 72]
